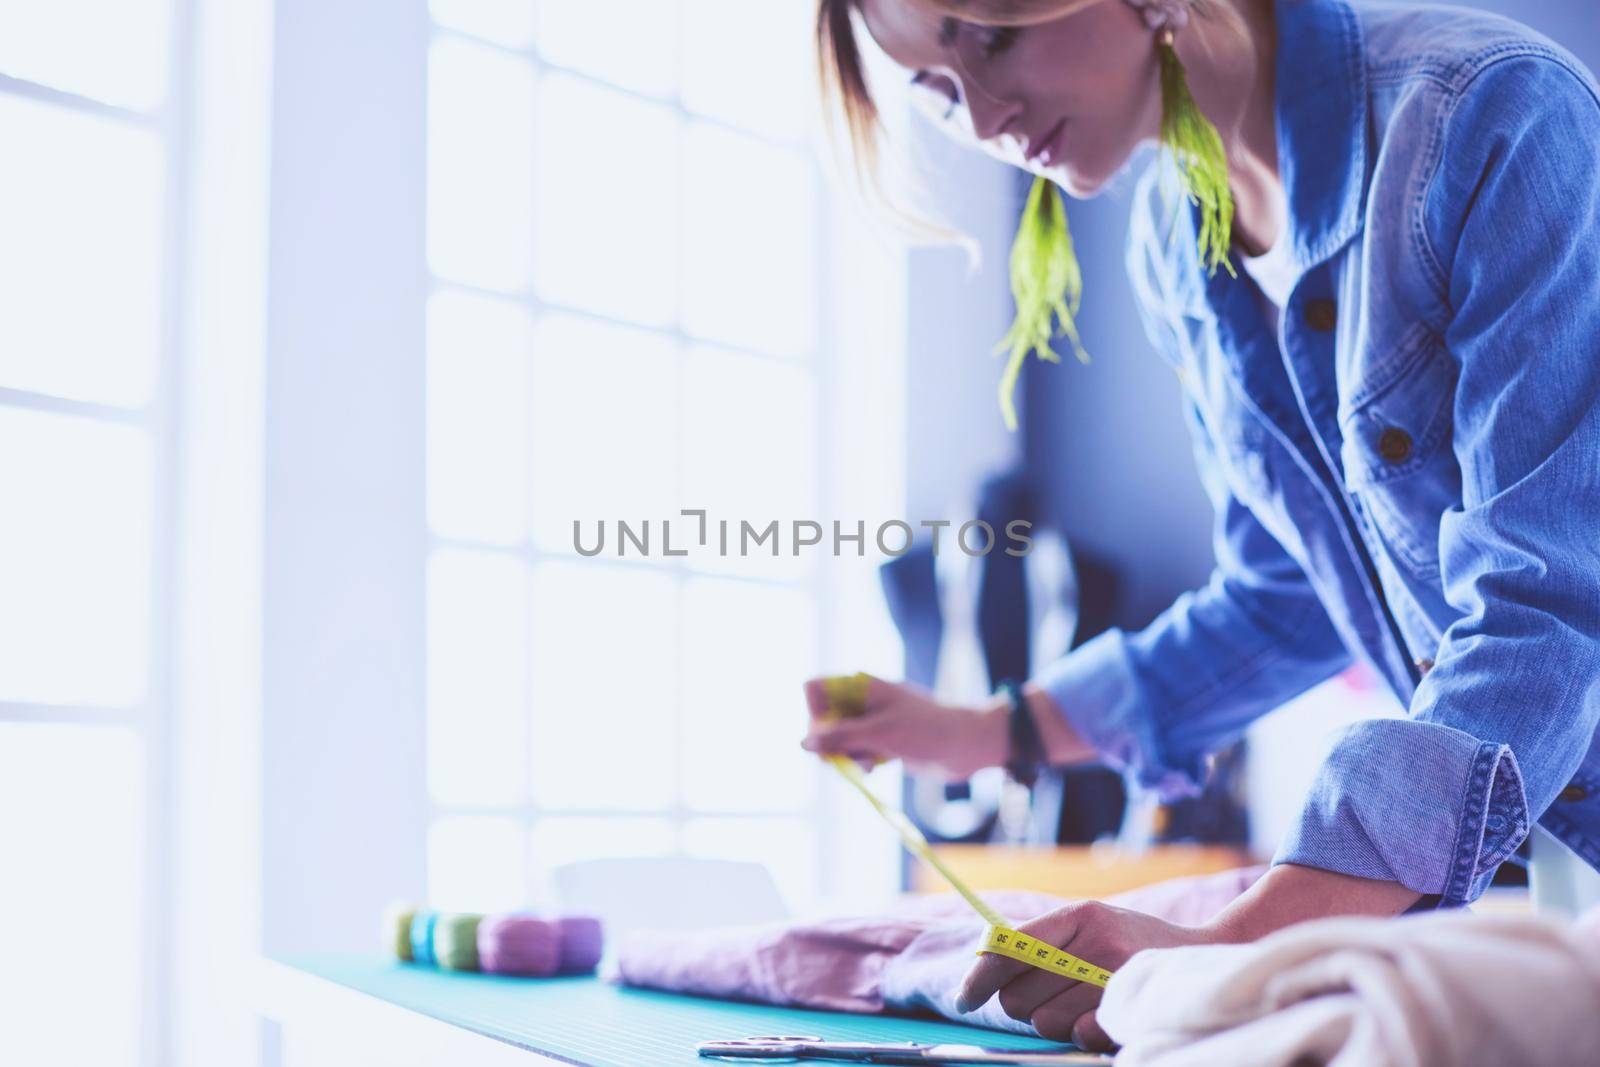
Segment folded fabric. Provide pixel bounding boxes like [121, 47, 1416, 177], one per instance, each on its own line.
[1098, 904, 1600, 1067]
[609, 865, 1265, 1034]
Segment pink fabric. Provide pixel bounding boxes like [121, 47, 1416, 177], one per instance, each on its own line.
[609, 865, 1266, 1028]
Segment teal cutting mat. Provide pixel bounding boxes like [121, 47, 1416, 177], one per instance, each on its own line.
[283, 955, 1075, 1065]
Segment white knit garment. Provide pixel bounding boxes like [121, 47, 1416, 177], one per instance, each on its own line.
[1098, 906, 1600, 1067]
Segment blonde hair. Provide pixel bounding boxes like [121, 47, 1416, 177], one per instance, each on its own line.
[815, 0, 1245, 191]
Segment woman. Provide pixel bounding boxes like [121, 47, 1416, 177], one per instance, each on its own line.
[802, 0, 1600, 1050]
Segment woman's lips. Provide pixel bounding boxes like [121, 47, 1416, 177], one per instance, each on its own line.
[1025, 119, 1067, 166]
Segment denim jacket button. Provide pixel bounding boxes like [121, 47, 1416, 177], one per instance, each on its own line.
[1415, 658, 1434, 674]
[1559, 784, 1589, 802]
[1378, 426, 1413, 463]
[1305, 298, 1338, 332]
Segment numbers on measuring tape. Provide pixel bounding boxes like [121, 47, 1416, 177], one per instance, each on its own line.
[979, 925, 1112, 988]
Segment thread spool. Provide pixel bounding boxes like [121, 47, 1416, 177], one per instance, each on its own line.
[554, 915, 603, 974]
[391, 905, 604, 977]
[383, 902, 418, 962]
[409, 909, 440, 966]
[477, 914, 561, 977]
[435, 912, 484, 971]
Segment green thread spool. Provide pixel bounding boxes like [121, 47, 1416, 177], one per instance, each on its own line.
[434, 912, 484, 971]
[383, 901, 418, 962]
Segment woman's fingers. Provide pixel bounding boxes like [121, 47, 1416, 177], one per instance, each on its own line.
[960, 937, 1107, 1045]
[802, 677, 835, 720]
[1070, 1009, 1113, 1053]
[1029, 984, 1102, 1044]
[800, 674, 982, 775]
[995, 968, 1081, 1023]
[955, 952, 1029, 1013]
[804, 673, 895, 714]
[801, 713, 889, 756]
[960, 902, 1101, 1015]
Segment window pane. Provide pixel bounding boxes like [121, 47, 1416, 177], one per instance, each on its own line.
[430, 0, 534, 48]
[0, 95, 164, 407]
[530, 315, 680, 555]
[536, 0, 679, 98]
[681, 578, 816, 812]
[428, 816, 527, 913]
[530, 562, 677, 810]
[682, 123, 814, 356]
[0, 725, 144, 1067]
[427, 291, 534, 544]
[535, 74, 678, 325]
[427, 549, 530, 806]
[682, 347, 815, 579]
[530, 817, 674, 873]
[681, 0, 812, 140]
[682, 817, 815, 914]
[428, 37, 535, 291]
[0, 0, 171, 111]
[0, 409, 151, 707]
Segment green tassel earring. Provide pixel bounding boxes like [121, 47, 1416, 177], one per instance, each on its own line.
[1157, 26, 1236, 278]
[995, 175, 1088, 433]
[992, 7, 1237, 430]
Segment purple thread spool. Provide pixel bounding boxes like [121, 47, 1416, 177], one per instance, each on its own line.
[477, 914, 561, 977]
[554, 915, 603, 974]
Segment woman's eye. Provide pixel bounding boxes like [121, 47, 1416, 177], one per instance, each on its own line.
[940, 18, 1019, 63]
[980, 26, 1020, 59]
[909, 71, 961, 120]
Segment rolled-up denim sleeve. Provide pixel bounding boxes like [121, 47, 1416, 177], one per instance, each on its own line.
[1275, 57, 1600, 906]
[1035, 394, 1353, 799]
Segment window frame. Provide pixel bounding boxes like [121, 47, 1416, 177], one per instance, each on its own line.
[0, 1, 193, 1061]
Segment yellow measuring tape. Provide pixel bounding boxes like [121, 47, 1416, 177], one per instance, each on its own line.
[821, 674, 1113, 989]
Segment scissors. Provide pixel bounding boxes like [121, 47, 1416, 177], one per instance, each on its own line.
[696, 1035, 1113, 1064]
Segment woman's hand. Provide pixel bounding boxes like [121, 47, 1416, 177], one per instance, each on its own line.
[956, 901, 1216, 1051]
[799, 675, 1008, 781]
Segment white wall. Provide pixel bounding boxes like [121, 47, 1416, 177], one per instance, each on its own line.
[261, 0, 432, 957]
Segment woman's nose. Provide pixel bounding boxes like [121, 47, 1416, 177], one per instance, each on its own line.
[960, 76, 1025, 146]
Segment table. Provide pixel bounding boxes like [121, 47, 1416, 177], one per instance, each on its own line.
[262, 955, 1078, 1066]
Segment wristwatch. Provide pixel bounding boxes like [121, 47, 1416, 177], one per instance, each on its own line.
[998, 679, 1044, 787]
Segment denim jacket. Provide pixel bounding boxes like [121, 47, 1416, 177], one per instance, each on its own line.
[1037, 0, 1600, 906]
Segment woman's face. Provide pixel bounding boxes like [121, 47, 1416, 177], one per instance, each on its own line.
[858, 0, 1160, 197]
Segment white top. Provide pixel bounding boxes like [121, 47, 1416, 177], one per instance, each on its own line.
[1241, 218, 1297, 309]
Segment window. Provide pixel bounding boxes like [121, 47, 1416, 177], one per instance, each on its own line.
[423, 0, 905, 915]
[0, 1, 179, 1063]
